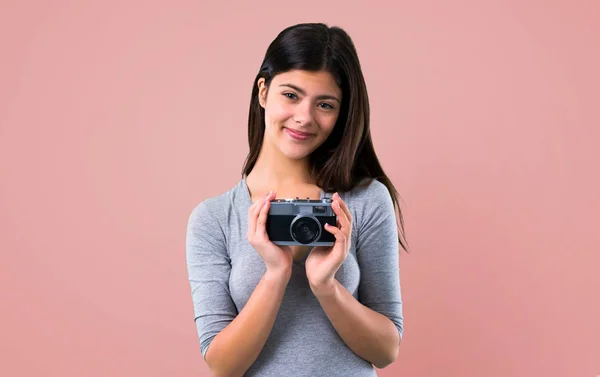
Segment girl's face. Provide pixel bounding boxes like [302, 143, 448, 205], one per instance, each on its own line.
[258, 69, 342, 161]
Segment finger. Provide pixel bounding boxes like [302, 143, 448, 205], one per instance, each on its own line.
[324, 222, 347, 243]
[324, 223, 348, 261]
[333, 194, 353, 237]
[248, 192, 269, 235]
[332, 198, 350, 232]
[247, 200, 262, 237]
[333, 193, 352, 224]
[256, 191, 275, 236]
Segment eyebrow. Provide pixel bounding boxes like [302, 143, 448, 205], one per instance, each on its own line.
[279, 83, 341, 103]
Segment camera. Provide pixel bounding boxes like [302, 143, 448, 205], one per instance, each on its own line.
[266, 197, 337, 246]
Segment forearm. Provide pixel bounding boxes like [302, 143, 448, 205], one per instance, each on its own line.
[311, 279, 400, 369]
[205, 268, 291, 377]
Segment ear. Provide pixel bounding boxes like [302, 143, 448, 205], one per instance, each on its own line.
[257, 78, 267, 108]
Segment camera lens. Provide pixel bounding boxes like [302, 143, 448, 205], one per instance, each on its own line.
[291, 215, 321, 244]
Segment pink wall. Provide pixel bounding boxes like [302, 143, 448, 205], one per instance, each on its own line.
[1, 1, 598, 376]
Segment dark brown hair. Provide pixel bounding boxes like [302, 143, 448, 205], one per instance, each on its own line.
[241, 23, 408, 252]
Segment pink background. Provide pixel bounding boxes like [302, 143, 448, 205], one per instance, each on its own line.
[1, 1, 598, 376]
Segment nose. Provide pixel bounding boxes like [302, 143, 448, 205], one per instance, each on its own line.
[292, 100, 314, 127]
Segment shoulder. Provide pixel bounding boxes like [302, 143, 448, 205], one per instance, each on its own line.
[342, 178, 396, 233]
[187, 179, 246, 228]
[348, 178, 392, 202]
[343, 178, 394, 211]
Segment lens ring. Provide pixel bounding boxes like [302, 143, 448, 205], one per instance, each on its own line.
[290, 214, 322, 245]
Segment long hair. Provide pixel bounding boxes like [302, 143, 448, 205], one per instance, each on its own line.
[241, 23, 409, 252]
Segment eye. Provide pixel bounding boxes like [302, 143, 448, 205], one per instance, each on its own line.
[283, 92, 298, 100]
[319, 102, 335, 110]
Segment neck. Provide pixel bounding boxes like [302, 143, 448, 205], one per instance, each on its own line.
[246, 142, 314, 190]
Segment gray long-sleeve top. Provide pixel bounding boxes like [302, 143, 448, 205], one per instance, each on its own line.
[186, 177, 404, 376]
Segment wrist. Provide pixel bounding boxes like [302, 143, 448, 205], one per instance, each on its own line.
[309, 278, 338, 298]
[264, 266, 292, 283]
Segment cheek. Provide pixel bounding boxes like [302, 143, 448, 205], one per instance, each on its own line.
[265, 102, 292, 126]
[318, 116, 338, 137]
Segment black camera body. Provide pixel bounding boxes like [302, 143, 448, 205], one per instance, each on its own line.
[266, 197, 337, 246]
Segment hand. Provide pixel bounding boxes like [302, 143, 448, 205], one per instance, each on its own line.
[247, 190, 293, 277]
[305, 192, 352, 293]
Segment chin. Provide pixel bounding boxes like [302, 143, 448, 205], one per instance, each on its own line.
[278, 145, 314, 160]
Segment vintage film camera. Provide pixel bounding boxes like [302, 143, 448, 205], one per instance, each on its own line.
[266, 196, 337, 246]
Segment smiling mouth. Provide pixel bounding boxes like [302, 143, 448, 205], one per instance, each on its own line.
[284, 127, 314, 141]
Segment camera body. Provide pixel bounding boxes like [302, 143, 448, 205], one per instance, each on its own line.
[266, 197, 337, 246]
